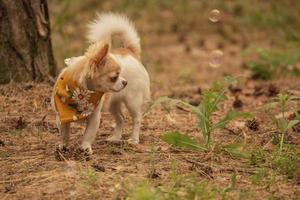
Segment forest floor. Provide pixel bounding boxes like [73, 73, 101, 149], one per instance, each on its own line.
[1, 1, 300, 199]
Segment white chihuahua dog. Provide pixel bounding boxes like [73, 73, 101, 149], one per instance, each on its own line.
[63, 13, 150, 149]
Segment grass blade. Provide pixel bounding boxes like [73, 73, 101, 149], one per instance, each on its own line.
[221, 143, 250, 159]
[161, 131, 206, 151]
[287, 120, 299, 130]
[214, 111, 252, 130]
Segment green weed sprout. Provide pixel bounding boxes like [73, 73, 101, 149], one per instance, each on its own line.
[148, 76, 251, 155]
[195, 77, 251, 146]
[265, 93, 299, 152]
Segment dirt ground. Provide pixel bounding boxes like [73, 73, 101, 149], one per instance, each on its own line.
[1, 1, 300, 200]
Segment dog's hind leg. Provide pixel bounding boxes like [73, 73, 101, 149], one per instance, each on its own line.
[107, 101, 123, 142]
[125, 96, 143, 144]
[56, 116, 70, 150]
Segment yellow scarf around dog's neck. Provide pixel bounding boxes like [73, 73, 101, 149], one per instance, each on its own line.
[54, 70, 104, 124]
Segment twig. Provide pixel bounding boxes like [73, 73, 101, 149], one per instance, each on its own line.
[182, 157, 255, 174]
[46, 74, 56, 85]
[194, 167, 214, 180]
[0, 178, 26, 184]
[56, 149, 68, 162]
[176, 105, 191, 112]
[0, 155, 44, 161]
[0, 173, 62, 184]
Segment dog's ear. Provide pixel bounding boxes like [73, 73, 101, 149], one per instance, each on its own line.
[91, 44, 109, 68]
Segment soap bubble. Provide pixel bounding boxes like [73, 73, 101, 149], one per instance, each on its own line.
[209, 9, 221, 22]
[209, 50, 223, 68]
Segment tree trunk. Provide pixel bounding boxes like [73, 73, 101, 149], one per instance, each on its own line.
[0, 0, 56, 84]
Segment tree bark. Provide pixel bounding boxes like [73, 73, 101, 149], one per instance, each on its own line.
[0, 0, 56, 84]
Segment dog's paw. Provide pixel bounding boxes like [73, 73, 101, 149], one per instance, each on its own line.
[127, 138, 139, 145]
[106, 135, 122, 142]
[80, 143, 93, 155]
[81, 147, 93, 155]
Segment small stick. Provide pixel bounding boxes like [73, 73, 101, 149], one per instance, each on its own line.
[176, 105, 191, 112]
[182, 157, 255, 174]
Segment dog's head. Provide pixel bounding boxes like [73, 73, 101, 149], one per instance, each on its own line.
[81, 43, 127, 93]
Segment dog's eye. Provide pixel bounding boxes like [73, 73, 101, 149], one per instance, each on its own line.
[110, 76, 118, 82]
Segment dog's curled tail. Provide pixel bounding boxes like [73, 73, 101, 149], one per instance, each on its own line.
[87, 13, 141, 58]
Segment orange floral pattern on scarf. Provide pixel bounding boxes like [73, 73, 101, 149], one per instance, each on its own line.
[53, 70, 104, 123]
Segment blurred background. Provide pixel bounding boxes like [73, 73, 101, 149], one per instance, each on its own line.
[49, 0, 300, 95]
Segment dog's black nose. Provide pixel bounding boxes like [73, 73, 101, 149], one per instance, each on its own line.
[122, 80, 127, 86]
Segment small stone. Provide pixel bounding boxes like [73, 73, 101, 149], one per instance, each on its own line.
[15, 117, 27, 129]
[253, 86, 264, 96]
[189, 99, 200, 106]
[171, 23, 178, 33]
[185, 44, 191, 53]
[233, 96, 243, 109]
[196, 87, 202, 94]
[4, 183, 16, 194]
[229, 85, 242, 94]
[292, 122, 300, 132]
[23, 84, 33, 90]
[92, 164, 105, 172]
[267, 84, 279, 97]
[147, 170, 160, 179]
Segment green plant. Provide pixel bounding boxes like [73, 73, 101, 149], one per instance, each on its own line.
[265, 93, 299, 152]
[8, 129, 23, 137]
[178, 68, 195, 84]
[250, 145, 300, 180]
[130, 184, 158, 200]
[0, 150, 10, 158]
[250, 147, 266, 166]
[148, 146, 158, 179]
[161, 131, 206, 151]
[250, 168, 268, 185]
[121, 155, 270, 199]
[218, 143, 250, 159]
[271, 145, 300, 180]
[244, 48, 300, 80]
[122, 171, 245, 200]
[195, 77, 251, 146]
[52, 0, 72, 33]
[82, 169, 98, 186]
[237, 0, 300, 42]
[150, 76, 251, 148]
[216, 173, 237, 200]
[276, 94, 299, 152]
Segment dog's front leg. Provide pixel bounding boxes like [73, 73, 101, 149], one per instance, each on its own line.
[81, 99, 103, 154]
[107, 101, 123, 142]
[56, 115, 70, 149]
